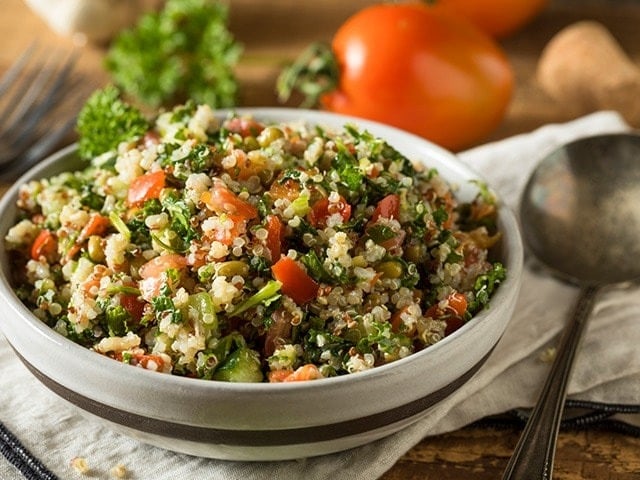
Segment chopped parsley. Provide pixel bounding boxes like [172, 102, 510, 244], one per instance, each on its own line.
[105, 0, 242, 108]
[76, 85, 150, 160]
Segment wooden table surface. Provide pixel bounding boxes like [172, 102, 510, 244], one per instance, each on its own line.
[2, 0, 640, 478]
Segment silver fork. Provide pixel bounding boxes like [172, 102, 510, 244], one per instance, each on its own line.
[0, 43, 83, 182]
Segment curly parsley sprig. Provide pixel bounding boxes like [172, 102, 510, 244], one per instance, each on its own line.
[76, 85, 150, 160]
[105, 0, 242, 109]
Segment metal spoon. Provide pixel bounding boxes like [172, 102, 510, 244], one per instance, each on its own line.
[502, 132, 640, 479]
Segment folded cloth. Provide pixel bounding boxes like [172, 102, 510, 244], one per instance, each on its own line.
[1, 111, 639, 480]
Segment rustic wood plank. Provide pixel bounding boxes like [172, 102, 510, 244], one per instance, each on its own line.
[382, 426, 640, 479]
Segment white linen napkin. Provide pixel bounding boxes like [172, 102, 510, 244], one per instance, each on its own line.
[1, 111, 639, 480]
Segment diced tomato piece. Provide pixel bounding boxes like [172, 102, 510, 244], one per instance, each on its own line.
[225, 117, 265, 137]
[137, 354, 164, 370]
[284, 364, 322, 382]
[371, 194, 400, 222]
[64, 244, 82, 264]
[63, 214, 112, 263]
[366, 194, 404, 249]
[268, 364, 322, 382]
[139, 277, 164, 302]
[80, 214, 110, 239]
[271, 257, 319, 304]
[264, 215, 284, 262]
[226, 149, 266, 180]
[30, 229, 57, 261]
[268, 369, 294, 383]
[425, 292, 468, 336]
[425, 292, 468, 318]
[138, 253, 187, 301]
[201, 186, 258, 220]
[120, 293, 146, 323]
[210, 214, 247, 246]
[82, 281, 101, 295]
[380, 230, 406, 250]
[307, 195, 352, 228]
[127, 170, 166, 206]
[128, 353, 167, 371]
[447, 292, 468, 317]
[390, 306, 410, 333]
[444, 317, 465, 336]
[268, 178, 300, 202]
[138, 253, 187, 279]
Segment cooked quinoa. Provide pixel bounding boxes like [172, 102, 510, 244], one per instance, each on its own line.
[5, 103, 505, 382]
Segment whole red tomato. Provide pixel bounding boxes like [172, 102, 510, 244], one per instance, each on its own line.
[439, 0, 548, 38]
[315, 2, 514, 151]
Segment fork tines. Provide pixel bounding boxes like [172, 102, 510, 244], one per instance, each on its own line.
[0, 43, 82, 181]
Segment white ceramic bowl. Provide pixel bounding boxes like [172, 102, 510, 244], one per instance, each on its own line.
[0, 108, 523, 461]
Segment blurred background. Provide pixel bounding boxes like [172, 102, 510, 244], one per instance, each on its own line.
[3, 0, 640, 148]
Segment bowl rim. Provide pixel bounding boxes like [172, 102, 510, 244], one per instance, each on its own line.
[0, 107, 524, 396]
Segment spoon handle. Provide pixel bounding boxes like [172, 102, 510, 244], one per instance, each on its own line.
[501, 285, 599, 480]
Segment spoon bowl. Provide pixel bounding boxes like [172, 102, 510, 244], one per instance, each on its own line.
[520, 132, 640, 285]
[503, 132, 640, 479]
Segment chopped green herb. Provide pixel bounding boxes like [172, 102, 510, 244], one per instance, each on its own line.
[152, 295, 183, 323]
[108, 211, 131, 240]
[161, 190, 198, 243]
[432, 206, 449, 227]
[467, 262, 507, 316]
[76, 85, 150, 160]
[106, 304, 130, 337]
[300, 250, 332, 283]
[332, 146, 363, 191]
[230, 280, 282, 316]
[105, 0, 242, 108]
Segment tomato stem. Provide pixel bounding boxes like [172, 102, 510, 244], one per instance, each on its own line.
[276, 42, 339, 108]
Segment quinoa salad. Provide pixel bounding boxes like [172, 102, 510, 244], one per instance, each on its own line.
[5, 102, 505, 383]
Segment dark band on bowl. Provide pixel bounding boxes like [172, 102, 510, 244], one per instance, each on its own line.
[15, 347, 492, 447]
